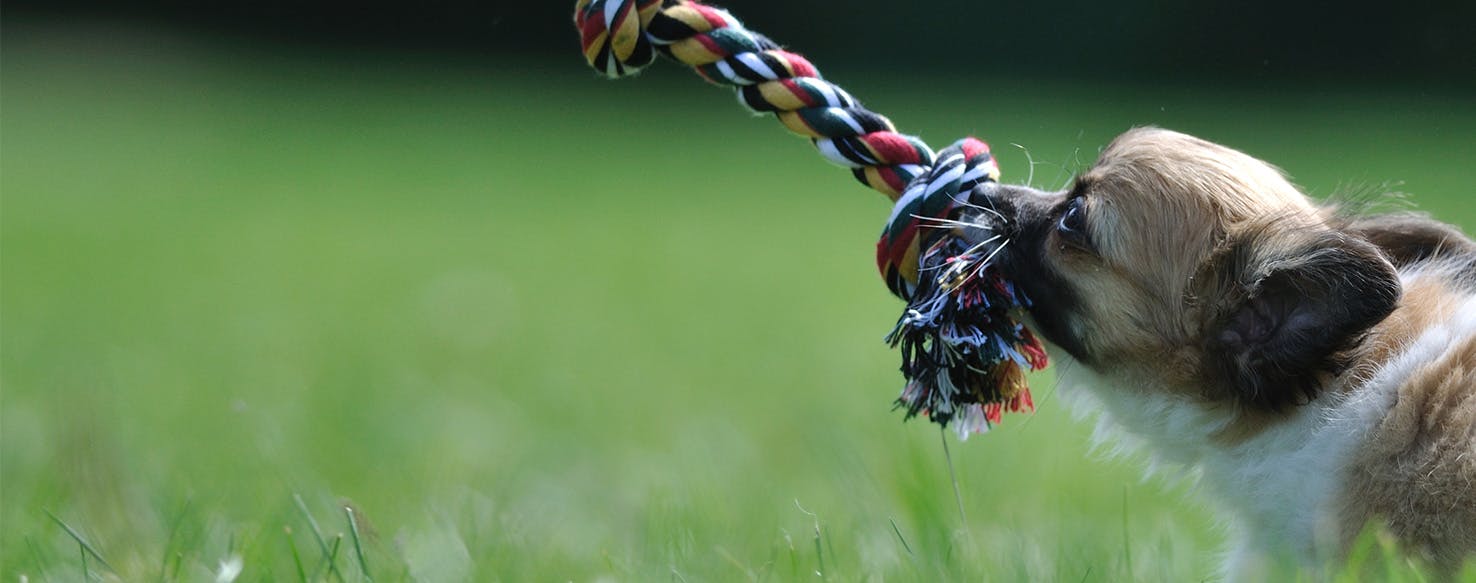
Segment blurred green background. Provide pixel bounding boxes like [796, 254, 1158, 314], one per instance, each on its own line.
[3, 2, 1474, 581]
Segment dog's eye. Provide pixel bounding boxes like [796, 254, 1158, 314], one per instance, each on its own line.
[1057, 197, 1089, 244]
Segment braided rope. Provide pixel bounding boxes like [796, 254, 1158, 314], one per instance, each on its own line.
[575, 0, 1046, 437]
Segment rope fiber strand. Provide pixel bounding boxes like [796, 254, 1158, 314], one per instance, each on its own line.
[575, 0, 1049, 438]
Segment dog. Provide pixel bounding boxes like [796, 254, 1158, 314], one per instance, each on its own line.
[978, 127, 1476, 578]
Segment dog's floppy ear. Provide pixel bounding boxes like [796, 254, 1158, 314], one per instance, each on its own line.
[1342, 211, 1476, 267]
[1206, 226, 1400, 410]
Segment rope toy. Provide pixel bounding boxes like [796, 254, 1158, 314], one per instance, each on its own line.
[575, 0, 1049, 438]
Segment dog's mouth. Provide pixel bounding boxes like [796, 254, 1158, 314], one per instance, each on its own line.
[966, 184, 1095, 363]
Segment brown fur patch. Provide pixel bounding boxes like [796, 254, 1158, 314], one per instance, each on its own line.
[1340, 326, 1476, 570]
[1356, 275, 1471, 376]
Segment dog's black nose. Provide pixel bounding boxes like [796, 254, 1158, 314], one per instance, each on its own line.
[966, 182, 1008, 216]
[968, 183, 1055, 230]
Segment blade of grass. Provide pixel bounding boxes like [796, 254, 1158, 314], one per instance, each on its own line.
[758, 548, 776, 583]
[293, 494, 330, 552]
[285, 527, 309, 583]
[794, 500, 825, 580]
[812, 531, 825, 580]
[888, 518, 914, 557]
[940, 429, 975, 569]
[326, 534, 345, 583]
[713, 545, 756, 582]
[44, 509, 115, 574]
[781, 530, 797, 580]
[939, 430, 969, 534]
[26, 535, 50, 583]
[158, 498, 193, 583]
[294, 494, 344, 582]
[345, 506, 372, 582]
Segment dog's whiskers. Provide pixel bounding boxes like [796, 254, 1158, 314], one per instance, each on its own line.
[910, 214, 988, 230]
[1013, 143, 1038, 190]
[916, 235, 1005, 274]
[947, 193, 1010, 224]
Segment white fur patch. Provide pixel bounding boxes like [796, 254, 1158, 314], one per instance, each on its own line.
[1058, 278, 1476, 577]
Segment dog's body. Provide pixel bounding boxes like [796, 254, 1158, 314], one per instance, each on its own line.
[982, 128, 1476, 577]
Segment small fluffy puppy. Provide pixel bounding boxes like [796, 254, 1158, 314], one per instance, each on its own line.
[980, 128, 1476, 577]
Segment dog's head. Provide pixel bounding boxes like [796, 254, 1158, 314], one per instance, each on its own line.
[981, 127, 1400, 410]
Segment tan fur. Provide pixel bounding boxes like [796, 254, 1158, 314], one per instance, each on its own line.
[1341, 273, 1476, 570]
[998, 126, 1476, 572]
[1357, 273, 1470, 373]
[1037, 128, 1381, 397]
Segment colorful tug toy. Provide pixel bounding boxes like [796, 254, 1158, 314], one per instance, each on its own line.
[575, 0, 1050, 438]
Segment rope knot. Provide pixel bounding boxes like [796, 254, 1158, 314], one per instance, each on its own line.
[879, 139, 1042, 439]
[877, 138, 1001, 299]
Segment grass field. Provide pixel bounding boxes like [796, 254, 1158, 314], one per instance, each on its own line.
[3, 25, 1475, 581]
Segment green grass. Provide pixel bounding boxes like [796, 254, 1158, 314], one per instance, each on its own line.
[3, 25, 1475, 581]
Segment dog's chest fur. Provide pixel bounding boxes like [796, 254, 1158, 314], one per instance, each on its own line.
[1062, 367, 1385, 562]
[1058, 269, 1476, 572]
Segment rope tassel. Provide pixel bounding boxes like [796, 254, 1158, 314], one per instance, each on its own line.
[575, 0, 1050, 437]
